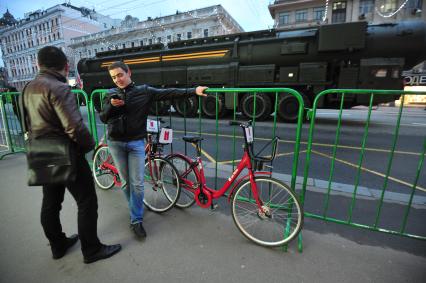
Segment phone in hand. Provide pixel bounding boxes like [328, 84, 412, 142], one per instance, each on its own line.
[111, 94, 122, 100]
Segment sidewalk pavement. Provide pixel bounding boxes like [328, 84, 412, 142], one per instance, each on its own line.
[1, 154, 425, 283]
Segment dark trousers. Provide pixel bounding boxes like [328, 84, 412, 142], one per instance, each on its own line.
[41, 153, 101, 257]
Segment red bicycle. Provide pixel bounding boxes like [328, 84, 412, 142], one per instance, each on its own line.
[92, 119, 180, 213]
[167, 121, 303, 247]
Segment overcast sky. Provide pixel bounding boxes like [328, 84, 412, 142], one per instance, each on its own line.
[0, 0, 275, 31]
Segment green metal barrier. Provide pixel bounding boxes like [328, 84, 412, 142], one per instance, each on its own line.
[0, 90, 94, 160]
[88, 89, 109, 146]
[151, 88, 305, 251]
[0, 92, 25, 159]
[302, 89, 426, 241]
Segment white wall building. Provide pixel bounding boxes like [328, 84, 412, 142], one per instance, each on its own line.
[0, 3, 120, 90]
[268, 0, 425, 30]
[69, 5, 244, 64]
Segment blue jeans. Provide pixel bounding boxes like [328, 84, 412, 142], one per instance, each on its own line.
[108, 139, 145, 224]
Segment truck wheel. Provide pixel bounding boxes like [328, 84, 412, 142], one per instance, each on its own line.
[201, 93, 228, 118]
[173, 96, 198, 117]
[277, 94, 309, 123]
[240, 93, 272, 121]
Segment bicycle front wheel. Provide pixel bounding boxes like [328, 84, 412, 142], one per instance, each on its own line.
[231, 177, 303, 247]
[143, 157, 180, 213]
[167, 154, 197, 208]
[92, 145, 115, 190]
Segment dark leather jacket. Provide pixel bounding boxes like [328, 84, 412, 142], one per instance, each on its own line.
[100, 83, 195, 141]
[23, 69, 94, 153]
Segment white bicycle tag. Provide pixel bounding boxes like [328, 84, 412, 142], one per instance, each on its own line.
[146, 119, 160, 133]
[245, 126, 253, 143]
[159, 128, 173, 144]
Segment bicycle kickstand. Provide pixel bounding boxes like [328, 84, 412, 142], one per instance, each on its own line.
[210, 202, 219, 211]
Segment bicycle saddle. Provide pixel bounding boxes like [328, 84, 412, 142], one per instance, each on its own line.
[182, 136, 204, 144]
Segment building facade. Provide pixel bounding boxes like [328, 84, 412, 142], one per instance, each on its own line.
[0, 3, 120, 90]
[269, 0, 425, 30]
[69, 5, 244, 64]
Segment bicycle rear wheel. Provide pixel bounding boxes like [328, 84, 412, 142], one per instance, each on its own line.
[167, 154, 197, 208]
[231, 177, 303, 247]
[143, 157, 180, 213]
[92, 145, 115, 190]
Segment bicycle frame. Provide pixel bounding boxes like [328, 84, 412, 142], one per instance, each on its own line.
[179, 146, 271, 209]
[95, 133, 159, 188]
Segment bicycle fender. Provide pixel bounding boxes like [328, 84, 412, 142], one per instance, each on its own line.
[227, 172, 272, 202]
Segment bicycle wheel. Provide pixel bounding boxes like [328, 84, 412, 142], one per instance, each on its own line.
[92, 145, 115, 190]
[167, 154, 197, 208]
[231, 177, 303, 247]
[143, 157, 180, 213]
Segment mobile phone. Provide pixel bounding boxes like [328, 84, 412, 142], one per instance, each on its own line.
[111, 94, 122, 100]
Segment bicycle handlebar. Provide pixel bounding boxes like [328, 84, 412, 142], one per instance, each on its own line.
[229, 120, 279, 163]
[228, 120, 252, 127]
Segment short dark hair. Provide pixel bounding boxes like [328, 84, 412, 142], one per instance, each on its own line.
[108, 61, 129, 73]
[37, 46, 68, 71]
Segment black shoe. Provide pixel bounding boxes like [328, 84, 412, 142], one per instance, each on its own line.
[131, 222, 147, 238]
[83, 244, 122, 264]
[52, 234, 79, 259]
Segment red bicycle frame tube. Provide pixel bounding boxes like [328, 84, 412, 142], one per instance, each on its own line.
[187, 148, 267, 209]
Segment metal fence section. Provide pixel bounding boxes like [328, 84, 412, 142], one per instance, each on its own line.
[0, 92, 24, 159]
[301, 89, 426, 241]
[0, 90, 92, 160]
[88, 89, 109, 146]
[146, 88, 306, 251]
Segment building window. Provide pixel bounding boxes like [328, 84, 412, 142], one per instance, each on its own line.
[278, 12, 290, 25]
[187, 31, 192, 39]
[94, 48, 97, 53]
[378, 0, 397, 13]
[332, 1, 347, 23]
[122, 43, 126, 48]
[157, 37, 162, 43]
[359, 0, 374, 15]
[131, 42, 135, 47]
[203, 29, 208, 37]
[149, 38, 153, 45]
[88, 50, 91, 56]
[167, 35, 172, 42]
[313, 7, 325, 21]
[177, 33, 181, 41]
[295, 9, 308, 23]
[140, 40, 144, 46]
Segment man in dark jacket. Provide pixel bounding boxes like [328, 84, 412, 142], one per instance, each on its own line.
[23, 46, 121, 264]
[100, 61, 207, 238]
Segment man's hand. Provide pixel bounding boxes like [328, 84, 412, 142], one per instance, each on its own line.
[111, 98, 125, 107]
[195, 86, 208, 97]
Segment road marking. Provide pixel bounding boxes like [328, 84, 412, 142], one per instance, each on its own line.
[218, 150, 306, 165]
[94, 126, 424, 156]
[311, 150, 426, 193]
[317, 112, 352, 116]
[189, 143, 216, 163]
[411, 123, 426, 126]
